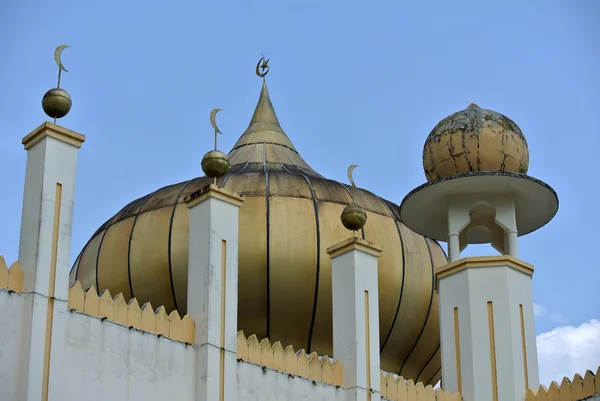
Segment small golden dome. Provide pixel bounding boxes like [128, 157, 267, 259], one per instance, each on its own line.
[201, 150, 230, 178]
[42, 88, 72, 119]
[423, 103, 529, 182]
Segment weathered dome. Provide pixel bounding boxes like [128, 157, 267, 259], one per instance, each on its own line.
[71, 81, 446, 383]
[423, 103, 529, 182]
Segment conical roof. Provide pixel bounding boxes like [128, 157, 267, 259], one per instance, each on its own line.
[231, 81, 296, 152]
[225, 80, 321, 177]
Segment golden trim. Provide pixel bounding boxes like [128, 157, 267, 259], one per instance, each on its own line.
[185, 184, 244, 209]
[365, 290, 371, 401]
[520, 304, 529, 390]
[454, 307, 462, 394]
[220, 240, 226, 401]
[236, 330, 343, 386]
[326, 237, 383, 260]
[435, 256, 534, 289]
[22, 122, 85, 150]
[487, 302, 499, 401]
[42, 183, 62, 401]
[68, 281, 195, 343]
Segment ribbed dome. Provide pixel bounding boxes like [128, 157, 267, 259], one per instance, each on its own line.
[423, 103, 529, 182]
[71, 80, 447, 384]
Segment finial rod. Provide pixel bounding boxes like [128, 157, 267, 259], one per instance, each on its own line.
[210, 108, 223, 151]
[341, 164, 368, 232]
[203, 108, 230, 185]
[43, 45, 73, 123]
[348, 164, 359, 205]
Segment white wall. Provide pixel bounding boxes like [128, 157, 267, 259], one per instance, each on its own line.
[54, 307, 196, 400]
[237, 361, 346, 401]
[0, 290, 25, 400]
[0, 290, 351, 401]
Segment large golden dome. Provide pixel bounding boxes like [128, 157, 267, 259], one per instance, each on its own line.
[423, 103, 529, 181]
[70, 80, 447, 384]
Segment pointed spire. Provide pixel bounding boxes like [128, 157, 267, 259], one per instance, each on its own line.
[230, 80, 296, 151]
[250, 81, 281, 126]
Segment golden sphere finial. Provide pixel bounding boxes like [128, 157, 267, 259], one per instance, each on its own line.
[202, 108, 230, 180]
[42, 88, 72, 119]
[42, 45, 72, 121]
[341, 164, 367, 231]
[201, 150, 230, 178]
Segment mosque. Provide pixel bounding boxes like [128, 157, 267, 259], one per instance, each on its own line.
[0, 48, 597, 401]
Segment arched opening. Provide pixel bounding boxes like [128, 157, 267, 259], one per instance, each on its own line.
[458, 201, 506, 257]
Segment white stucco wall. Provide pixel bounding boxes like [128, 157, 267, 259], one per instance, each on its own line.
[0, 290, 25, 400]
[0, 292, 352, 401]
[54, 307, 196, 400]
[237, 361, 346, 401]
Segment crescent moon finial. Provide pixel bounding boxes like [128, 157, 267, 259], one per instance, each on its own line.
[348, 164, 359, 204]
[210, 108, 223, 150]
[54, 44, 70, 73]
[256, 57, 270, 78]
[53, 44, 70, 89]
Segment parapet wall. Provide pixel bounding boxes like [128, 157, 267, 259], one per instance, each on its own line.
[0, 256, 23, 292]
[380, 371, 461, 401]
[236, 330, 343, 387]
[0, 255, 466, 401]
[526, 369, 600, 401]
[67, 281, 195, 344]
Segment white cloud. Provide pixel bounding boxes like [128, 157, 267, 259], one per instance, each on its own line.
[537, 319, 600, 386]
[534, 302, 569, 324]
[533, 303, 547, 317]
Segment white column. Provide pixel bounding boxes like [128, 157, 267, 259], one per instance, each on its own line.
[447, 202, 470, 263]
[17, 122, 85, 401]
[327, 237, 383, 401]
[185, 184, 244, 401]
[436, 256, 539, 401]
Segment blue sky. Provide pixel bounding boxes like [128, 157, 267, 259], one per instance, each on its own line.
[1, 0, 598, 384]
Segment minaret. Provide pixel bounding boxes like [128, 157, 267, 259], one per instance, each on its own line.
[399, 104, 558, 401]
[328, 165, 383, 401]
[184, 106, 243, 401]
[18, 45, 85, 401]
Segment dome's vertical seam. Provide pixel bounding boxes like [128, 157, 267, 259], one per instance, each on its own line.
[73, 201, 135, 280]
[398, 237, 436, 375]
[227, 144, 252, 166]
[427, 367, 442, 387]
[280, 146, 321, 179]
[94, 229, 109, 292]
[377, 198, 407, 353]
[272, 144, 321, 352]
[167, 179, 195, 312]
[73, 239, 91, 281]
[263, 142, 272, 337]
[222, 144, 257, 187]
[127, 192, 156, 300]
[416, 343, 440, 384]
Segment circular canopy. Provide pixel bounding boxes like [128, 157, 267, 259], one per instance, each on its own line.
[400, 171, 559, 242]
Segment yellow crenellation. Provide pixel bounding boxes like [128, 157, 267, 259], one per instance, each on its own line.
[380, 371, 462, 401]
[236, 331, 343, 387]
[68, 281, 195, 344]
[526, 367, 600, 401]
[0, 255, 24, 293]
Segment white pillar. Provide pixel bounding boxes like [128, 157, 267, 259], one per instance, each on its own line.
[436, 256, 539, 401]
[327, 237, 383, 401]
[185, 184, 244, 401]
[17, 122, 85, 401]
[448, 233, 460, 262]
